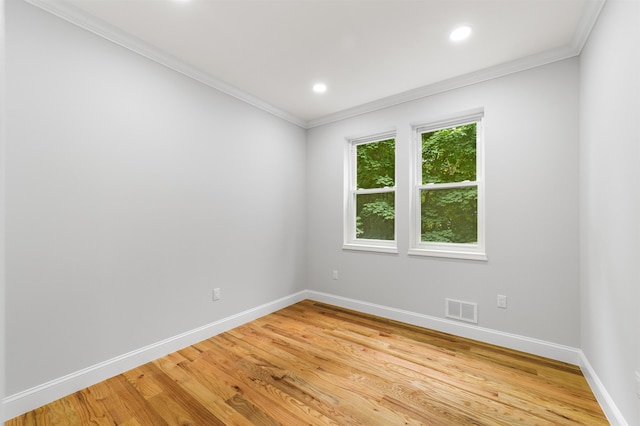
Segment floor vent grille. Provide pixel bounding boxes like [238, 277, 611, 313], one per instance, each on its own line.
[446, 298, 478, 323]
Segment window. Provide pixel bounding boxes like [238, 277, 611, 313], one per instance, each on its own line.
[344, 132, 397, 253]
[410, 110, 486, 260]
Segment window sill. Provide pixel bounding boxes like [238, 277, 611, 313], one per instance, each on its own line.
[408, 247, 487, 261]
[343, 242, 398, 254]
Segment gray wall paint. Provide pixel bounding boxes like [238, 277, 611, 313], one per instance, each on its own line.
[1, 0, 7, 417]
[306, 58, 581, 347]
[5, 0, 639, 422]
[5, 0, 306, 395]
[580, 0, 640, 424]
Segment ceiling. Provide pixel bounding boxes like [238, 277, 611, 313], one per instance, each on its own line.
[29, 0, 604, 128]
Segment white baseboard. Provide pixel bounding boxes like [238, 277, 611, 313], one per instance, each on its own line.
[305, 291, 581, 364]
[3, 289, 627, 425]
[579, 351, 629, 426]
[2, 291, 308, 421]
[305, 291, 628, 425]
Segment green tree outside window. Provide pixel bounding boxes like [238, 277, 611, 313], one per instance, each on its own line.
[355, 139, 395, 240]
[420, 123, 477, 243]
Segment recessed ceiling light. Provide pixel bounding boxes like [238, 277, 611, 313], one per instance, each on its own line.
[313, 83, 327, 94]
[450, 26, 472, 42]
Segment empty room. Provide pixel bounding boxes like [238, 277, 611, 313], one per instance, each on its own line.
[1, 0, 639, 424]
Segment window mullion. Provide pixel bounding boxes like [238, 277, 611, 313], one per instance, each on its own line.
[353, 187, 396, 195]
[418, 181, 478, 191]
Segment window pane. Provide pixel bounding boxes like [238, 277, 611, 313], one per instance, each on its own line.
[422, 123, 476, 184]
[356, 139, 395, 189]
[421, 187, 477, 243]
[356, 192, 395, 240]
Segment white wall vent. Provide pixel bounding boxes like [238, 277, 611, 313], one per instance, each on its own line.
[445, 298, 478, 323]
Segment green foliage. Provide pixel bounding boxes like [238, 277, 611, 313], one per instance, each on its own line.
[421, 123, 478, 243]
[353, 124, 478, 243]
[421, 187, 477, 243]
[357, 139, 395, 189]
[356, 193, 395, 240]
[355, 139, 395, 239]
[422, 124, 476, 184]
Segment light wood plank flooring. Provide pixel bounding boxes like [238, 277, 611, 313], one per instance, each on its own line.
[7, 300, 608, 425]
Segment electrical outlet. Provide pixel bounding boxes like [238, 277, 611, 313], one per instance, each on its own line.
[332, 270, 339, 280]
[497, 294, 507, 309]
[212, 288, 221, 301]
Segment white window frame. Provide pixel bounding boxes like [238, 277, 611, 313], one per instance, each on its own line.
[343, 131, 397, 253]
[409, 109, 486, 261]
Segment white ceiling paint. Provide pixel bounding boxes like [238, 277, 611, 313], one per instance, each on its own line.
[25, 0, 604, 128]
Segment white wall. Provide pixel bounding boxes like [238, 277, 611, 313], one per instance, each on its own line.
[5, 0, 306, 396]
[1, 0, 7, 420]
[5, 0, 638, 423]
[307, 58, 581, 347]
[580, 0, 640, 424]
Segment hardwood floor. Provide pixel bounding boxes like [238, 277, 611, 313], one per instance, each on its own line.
[7, 300, 608, 425]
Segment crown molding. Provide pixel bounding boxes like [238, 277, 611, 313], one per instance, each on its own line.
[306, 0, 606, 129]
[24, 0, 307, 129]
[25, 0, 605, 131]
[571, 0, 607, 53]
[306, 45, 577, 129]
